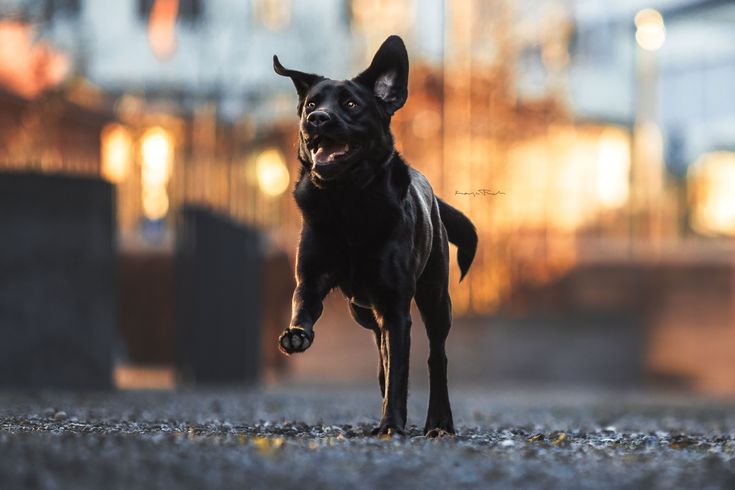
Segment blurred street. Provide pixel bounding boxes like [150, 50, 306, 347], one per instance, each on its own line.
[1, 387, 735, 490]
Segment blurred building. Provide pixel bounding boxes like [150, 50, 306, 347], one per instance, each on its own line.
[558, 0, 735, 394]
[0, 0, 734, 392]
[570, 0, 735, 160]
[1, 0, 733, 301]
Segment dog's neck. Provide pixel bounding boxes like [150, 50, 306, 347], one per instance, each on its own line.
[354, 149, 396, 190]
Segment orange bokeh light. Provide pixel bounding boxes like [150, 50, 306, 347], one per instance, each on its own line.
[148, 0, 179, 60]
[101, 124, 133, 184]
[0, 21, 70, 99]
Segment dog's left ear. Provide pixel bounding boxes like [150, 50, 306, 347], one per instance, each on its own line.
[273, 55, 323, 105]
[353, 35, 409, 116]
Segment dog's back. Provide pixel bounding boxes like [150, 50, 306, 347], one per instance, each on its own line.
[407, 167, 478, 282]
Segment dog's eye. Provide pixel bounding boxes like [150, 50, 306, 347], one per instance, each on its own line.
[305, 101, 316, 111]
[345, 100, 358, 109]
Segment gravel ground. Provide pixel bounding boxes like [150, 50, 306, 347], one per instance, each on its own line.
[1, 387, 735, 490]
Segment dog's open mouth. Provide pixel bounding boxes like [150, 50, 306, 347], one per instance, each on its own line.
[311, 138, 356, 165]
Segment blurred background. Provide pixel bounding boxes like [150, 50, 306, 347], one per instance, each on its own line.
[0, 0, 734, 397]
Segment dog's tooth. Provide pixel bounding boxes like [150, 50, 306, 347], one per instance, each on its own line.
[313, 147, 326, 163]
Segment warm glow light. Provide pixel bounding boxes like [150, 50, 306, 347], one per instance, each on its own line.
[596, 127, 631, 209]
[0, 21, 70, 98]
[148, 0, 178, 60]
[635, 8, 665, 51]
[114, 364, 176, 390]
[101, 124, 133, 184]
[256, 148, 290, 197]
[141, 127, 174, 220]
[688, 152, 735, 236]
[507, 129, 594, 232]
[141, 127, 173, 185]
[505, 126, 632, 232]
[142, 187, 170, 220]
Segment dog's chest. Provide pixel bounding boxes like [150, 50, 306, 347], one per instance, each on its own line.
[299, 179, 405, 307]
[340, 271, 377, 310]
[335, 205, 400, 308]
[335, 226, 386, 308]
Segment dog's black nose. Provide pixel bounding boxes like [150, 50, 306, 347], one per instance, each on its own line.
[307, 111, 331, 127]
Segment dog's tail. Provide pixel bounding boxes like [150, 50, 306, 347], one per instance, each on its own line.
[437, 198, 477, 282]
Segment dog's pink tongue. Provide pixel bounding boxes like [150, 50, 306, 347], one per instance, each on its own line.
[314, 143, 348, 164]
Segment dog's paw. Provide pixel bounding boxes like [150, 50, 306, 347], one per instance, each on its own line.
[423, 412, 454, 437]
[278, 327, 313, 355]
[424, 428, 455, 439]
[371, 422, 406, 439]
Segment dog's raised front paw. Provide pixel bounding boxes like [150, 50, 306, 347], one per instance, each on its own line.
[278, 327, 313, 355]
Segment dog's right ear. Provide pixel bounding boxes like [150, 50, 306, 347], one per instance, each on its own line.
[273, 55, 323, 105]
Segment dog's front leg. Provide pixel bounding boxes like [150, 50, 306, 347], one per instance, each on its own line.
[278, 281, 329, 355]
[278, 233, 335, 355]
[373, 304, 412, 436]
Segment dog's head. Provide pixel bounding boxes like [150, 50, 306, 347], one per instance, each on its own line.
[274, 35, 408, 186]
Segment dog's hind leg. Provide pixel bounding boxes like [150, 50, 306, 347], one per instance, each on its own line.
[370, 299, 412, 437]
[348, 303, 385, 398]
[415, 277, 455, 437]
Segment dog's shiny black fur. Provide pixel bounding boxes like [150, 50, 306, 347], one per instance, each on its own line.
[274, 36, 478, 437]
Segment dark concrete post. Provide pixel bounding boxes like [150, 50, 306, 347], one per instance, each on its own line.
[0, 172, 119, 389]
[175, 206, 263, 384]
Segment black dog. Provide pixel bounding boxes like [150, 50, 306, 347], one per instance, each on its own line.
[273, 35, 477, 437]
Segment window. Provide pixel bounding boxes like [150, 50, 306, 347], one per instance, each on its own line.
[570, 20, 614, 65]
[44, 0, 81, 18]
